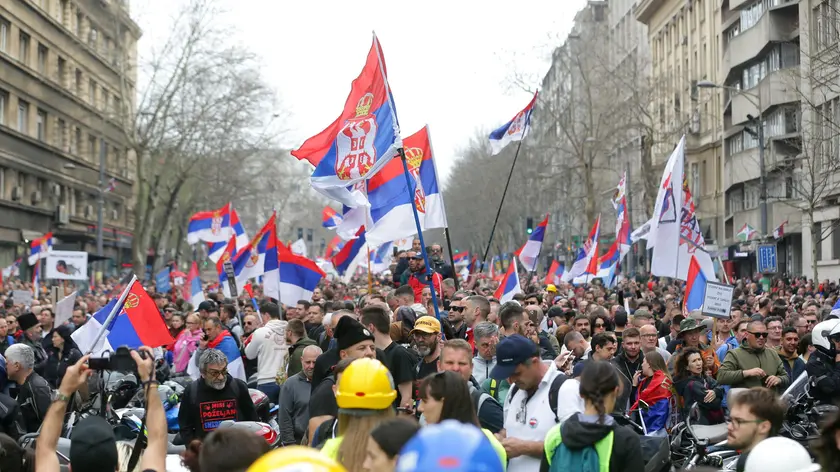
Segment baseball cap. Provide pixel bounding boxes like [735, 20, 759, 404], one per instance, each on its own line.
[410, 316, 441, 336]
[546, 284, 558, 293]
[70, 416, 118, 472]
[197, 300, 216, 312]
[489, 334, 539, 380]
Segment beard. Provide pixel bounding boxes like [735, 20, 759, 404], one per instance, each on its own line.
[205, 377, 226, 390]
[413, 342, 432, 357]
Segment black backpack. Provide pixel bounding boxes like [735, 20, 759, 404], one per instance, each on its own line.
[506, 373, 568, 423]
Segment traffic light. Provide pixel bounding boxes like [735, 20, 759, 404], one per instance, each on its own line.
[526, 217, 534, 234]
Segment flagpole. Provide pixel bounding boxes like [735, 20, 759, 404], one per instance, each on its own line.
[367, 244, 373, 294]
[398, 148, 441, 319]
[87, 274, 137, 355]
[480, 139, 523, 273]
[443, 228, 460, 291]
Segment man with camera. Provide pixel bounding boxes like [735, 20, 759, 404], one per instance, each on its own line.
[179, 348, 258, 443]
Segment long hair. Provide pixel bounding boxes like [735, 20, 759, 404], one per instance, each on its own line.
[418, 371, 480, 426]
[673, 347, 702, 381]
[336, 408, 395, 471]
[644, 351, 672, 382]
[579, 361, 620, 424]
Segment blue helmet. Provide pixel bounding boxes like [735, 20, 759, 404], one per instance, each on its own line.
[396, 420, 503, 472]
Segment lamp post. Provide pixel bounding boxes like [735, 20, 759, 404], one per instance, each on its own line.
[697, 80, 766, 239]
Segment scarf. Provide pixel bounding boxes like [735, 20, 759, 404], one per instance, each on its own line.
[631, 370, 672, 411]
[208, 330, 232, 349]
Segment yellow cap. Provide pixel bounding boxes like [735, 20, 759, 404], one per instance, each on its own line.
[410, 316, 441, 335]
[335, 358, 397, 411]
[246, 446, 348, 472]
[546, 284, 558, 293]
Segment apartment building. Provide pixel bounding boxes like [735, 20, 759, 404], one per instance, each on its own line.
[0, 0, 139, 270]
[719, 0, 802, 276]
[636, 0, 726, 257]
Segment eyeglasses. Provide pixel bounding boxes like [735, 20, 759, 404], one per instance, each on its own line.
[515, 396, 528, 424]
[595, 322, 605, 327]
[641, 334, 658, 338]
[729, 416, 766, 429]
[450, 306, 465, 312]
[204, 368, 227, 378]
[748, 331, 769, 338]
[807, 319, 818, 324]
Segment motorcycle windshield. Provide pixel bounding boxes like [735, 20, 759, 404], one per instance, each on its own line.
[781, 372, 809, 404]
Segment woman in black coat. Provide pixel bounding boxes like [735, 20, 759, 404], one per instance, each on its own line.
[673, 347, 726, 425]
[43, 324, 82, 388]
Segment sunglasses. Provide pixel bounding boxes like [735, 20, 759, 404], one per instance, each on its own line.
[450, 306, 465, 312]
[749, 331, 769, 338]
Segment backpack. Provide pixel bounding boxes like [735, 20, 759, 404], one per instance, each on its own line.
[549, 429, 613, 472]
[507, 373, 568, 423]
[470, 389, 497, 417]
[311, 417, 338, 449]
[488, 379, 500, 401]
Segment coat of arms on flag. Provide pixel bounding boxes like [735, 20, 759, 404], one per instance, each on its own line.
[404, 146, 427, 213]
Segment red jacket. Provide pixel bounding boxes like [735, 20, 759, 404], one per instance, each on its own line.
[408, 269, 442, 303]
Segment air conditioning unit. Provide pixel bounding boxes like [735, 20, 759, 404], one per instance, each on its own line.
[31, 191, 42, 204]
[56, 205, 69, 224]
[84, 204, 94, 219]
[10, 187, 21, 201]
[51, 183, 61, 197]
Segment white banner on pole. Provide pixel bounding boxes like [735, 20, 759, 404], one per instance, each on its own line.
[45, 251, 89, 281]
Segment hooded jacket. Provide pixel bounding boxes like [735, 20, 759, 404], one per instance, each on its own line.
[778, 347, 806, 383]
[472, 355, 496, 385]
[540, 413, 644, 472]
[287, 337, 318, 378]
[717, 342, 788, 390]
[244, 319, 288, 385]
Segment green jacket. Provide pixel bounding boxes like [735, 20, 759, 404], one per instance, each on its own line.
[717, 344, 789, 390]
[287, 337, 318, 378]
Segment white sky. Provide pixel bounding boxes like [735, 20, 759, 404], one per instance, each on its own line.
[133, 0, 587, 181]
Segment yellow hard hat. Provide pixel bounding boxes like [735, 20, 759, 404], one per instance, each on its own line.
[335, 358, 397, 410]
[246, 446, 348, 472]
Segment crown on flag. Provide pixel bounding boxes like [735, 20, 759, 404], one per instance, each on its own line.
[405, 147, 423, 170]
[355, 93, 374, 116]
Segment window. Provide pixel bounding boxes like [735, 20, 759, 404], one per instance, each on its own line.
[75, 12, 82, 37]
[72, 127, 80, 154]
[37, 44, 47, 74]
[0, 16, 8, 53]
[88, 135, 97, 160]
[88, 27, 98, 48]
[17, 100, 28, 133]
[0, 90, 6, 126]
[58, 0, 67, 25]
[57, 57, 66, 86]
[89, 78, 96, 105]
[690, 162, 700, 196]
[101, 87, 109, 111]
[58, 118, 66, 150]
[75, 68, 82, 95]
[36, 109, 46, 141]
[19, 32, 30, 65]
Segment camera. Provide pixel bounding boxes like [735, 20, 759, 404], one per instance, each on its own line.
[89, 346, 147, 372]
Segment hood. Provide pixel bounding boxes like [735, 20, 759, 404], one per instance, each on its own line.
[777, 347, 800, 362]
[560, 413, 615, 449]
[265, 319, 288, 336]
[292, 337, 317, 350]
[473, 355, 496, 367]
[227, 317, 241, 328]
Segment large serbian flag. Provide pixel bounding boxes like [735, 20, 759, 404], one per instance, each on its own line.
[292, 33, 401, 208]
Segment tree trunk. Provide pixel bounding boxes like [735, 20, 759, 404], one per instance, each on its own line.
[641, 133, 657, 216]
[811, 211, 820, 282]
[584, 164, 597, 226]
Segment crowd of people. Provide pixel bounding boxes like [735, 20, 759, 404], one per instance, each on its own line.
[1, 244, 840, 471]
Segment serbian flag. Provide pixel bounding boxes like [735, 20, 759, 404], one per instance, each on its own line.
[453, 251, 470, 266]
[773, 220, 788, 240]
[613, 172, 632, 258]
[234, 213, 280, 301]
[322, 206, 343, 229]
[277, 244, 326, 305]
[28, 232, 53, 266]
[324, 235, 345, 259]
[515, 215, 549, 272]
[545, 260, 564, 285]
[32, 260, 41, 295]
[186, 261, 205, 308]
[72, 278, 175, 355]
[187, 203, 232, 245]
[214, 236, 241, 298]
[683, 255, 707, 313]
[364, 125, 448, 246]
[292, 33, 402, 208]
[207, 208, 249, 263]
[489, 91, 537, 155]
[494, 257, 522, 303]
[562, 216, 601, 282]
[332, 227, 366, 276]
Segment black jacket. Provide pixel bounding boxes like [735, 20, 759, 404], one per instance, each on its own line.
[431, 258, 453, 280]
[610, 352, 644, 414]
[178, 375, 258, 444]
[18, 337, 48, 376]
[806, 348, 840, 404]
[540, 413, 644, 472]
[16, 372, 51, 433]
[44, 347, 82, 388]
[674, 375, 725, 425]
[0, 392, 24, 440]
[393, 258, 409, 286]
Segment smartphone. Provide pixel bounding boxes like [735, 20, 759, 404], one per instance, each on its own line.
[396, 407, 413, 415]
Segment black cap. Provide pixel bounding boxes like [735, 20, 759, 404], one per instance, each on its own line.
[17, 312, 38, 331]
[198, 300, 216, 312]
[335, 316, 374, 351]
[70, 416, 118, 472]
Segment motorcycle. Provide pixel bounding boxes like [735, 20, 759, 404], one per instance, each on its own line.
[611, 412, 672, 472]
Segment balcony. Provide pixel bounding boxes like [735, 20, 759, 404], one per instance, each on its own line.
[634, 0, 667, 25]
[730, 69, 800, 125]
[725, 148, 762, 189]
[722, 11, 798, 81]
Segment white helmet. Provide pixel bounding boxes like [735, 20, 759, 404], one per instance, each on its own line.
[744, 437, 820, 472]
[812, 319, 840, 350]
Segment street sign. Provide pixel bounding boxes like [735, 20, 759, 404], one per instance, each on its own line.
[756, 244, 778, 274]
[702, 282, 735, 319]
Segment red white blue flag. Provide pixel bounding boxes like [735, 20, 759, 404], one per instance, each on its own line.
[322, 206, 343, 229]
[488, 92, 537, 155]
[515, 215, 548, 272]
[494, 257, 522, 303]
[187, 203, 232, 245]
[292, 33, 401, 208]
[28, 232, 52, 266]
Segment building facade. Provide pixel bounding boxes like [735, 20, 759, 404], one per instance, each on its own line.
[0, 0, 139, 274]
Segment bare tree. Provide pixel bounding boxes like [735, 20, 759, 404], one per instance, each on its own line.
[110, 0, 279, 274]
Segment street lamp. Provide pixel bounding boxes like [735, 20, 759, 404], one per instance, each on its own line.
[697, 80, 767, 239]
